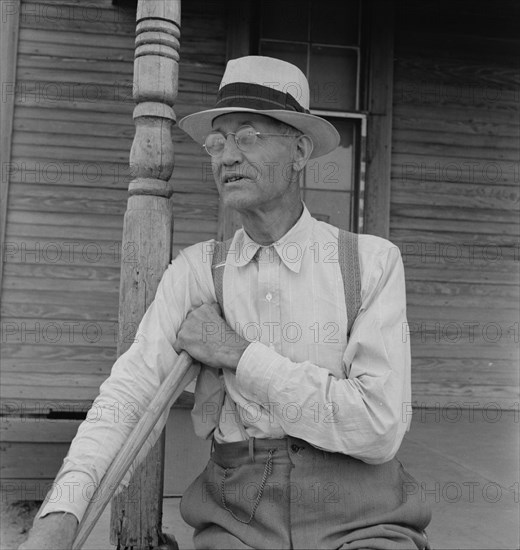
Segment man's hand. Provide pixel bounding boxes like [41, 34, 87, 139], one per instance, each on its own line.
[19, 512, 78, 550]
[173, 303, 250, 370]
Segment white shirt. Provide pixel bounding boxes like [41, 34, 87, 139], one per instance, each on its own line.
[40, 205, 411, 522]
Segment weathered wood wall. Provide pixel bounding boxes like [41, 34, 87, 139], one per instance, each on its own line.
[391, 0, 520, 409]
[2, 0, 136, 416]
[1, 0, 225, 499]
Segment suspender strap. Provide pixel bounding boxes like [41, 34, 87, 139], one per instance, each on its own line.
[211, 238, 252, 438]
[338, 229, 362, 338]
[211, 238, 231, 310]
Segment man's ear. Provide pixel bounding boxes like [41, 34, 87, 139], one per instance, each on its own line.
[292, 135, 314, 172]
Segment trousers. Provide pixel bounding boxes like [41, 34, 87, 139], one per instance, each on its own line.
[180, 437, 432, 549]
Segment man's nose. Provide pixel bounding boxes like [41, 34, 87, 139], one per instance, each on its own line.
[220, 135, 243, 164]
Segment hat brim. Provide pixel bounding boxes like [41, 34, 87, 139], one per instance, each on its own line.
[178, 107, 340, 159]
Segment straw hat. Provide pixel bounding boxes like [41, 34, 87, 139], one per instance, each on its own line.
[178, 56, 340, 159]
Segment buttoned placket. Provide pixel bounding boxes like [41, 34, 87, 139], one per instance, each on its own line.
[256, 246, 281, 351]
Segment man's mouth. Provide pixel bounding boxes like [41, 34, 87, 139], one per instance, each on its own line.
[223, 174, 245, 183]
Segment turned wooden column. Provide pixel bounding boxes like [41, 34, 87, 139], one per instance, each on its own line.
[109, 1, 180, 548]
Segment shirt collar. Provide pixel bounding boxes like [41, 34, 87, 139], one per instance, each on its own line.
[227, 203, 314, 273]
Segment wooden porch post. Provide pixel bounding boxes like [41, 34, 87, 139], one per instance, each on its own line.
[109, 1, 180, 548]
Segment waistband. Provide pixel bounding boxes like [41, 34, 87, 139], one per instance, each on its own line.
[212, 436, 315, 467]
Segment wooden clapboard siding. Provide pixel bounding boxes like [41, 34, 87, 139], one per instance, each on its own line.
[391, 0, 520, 409]
[0, 0, 226, 494]
[0, 418, 82, 502]
[1, 0, 136, 424]
[1, 4, 225, 512]
[1, 0, 225, 410]
[0, 0, 226, 500]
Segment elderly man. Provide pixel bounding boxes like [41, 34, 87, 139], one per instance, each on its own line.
[21, 56, 431, 549]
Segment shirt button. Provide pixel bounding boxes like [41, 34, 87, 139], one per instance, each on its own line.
[265, 292, 272, 301]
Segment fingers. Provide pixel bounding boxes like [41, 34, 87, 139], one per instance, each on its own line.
[173, 302, 223, 353]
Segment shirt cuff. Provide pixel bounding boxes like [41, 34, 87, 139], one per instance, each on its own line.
[38, 471, 95, 523]
[236, 341, 282, 403]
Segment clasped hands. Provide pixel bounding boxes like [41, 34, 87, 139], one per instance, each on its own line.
[173, 303, 250, 370]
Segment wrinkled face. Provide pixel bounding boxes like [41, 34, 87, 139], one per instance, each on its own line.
[208, 113, 300, 212]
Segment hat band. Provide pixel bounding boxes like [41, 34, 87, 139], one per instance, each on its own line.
[215, 82, 310, 114]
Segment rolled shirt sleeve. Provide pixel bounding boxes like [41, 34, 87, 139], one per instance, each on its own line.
[235, 245, 410, 464]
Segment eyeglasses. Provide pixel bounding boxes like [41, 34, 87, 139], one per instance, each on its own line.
[203, 125, 294, 157]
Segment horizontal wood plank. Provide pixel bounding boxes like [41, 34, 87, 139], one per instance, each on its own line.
[1, 384, 103, 402]
[391, 228, 519, 247]
[1, 317, 123, 347]
[0, 479, 62, 502]
[390, 180, 519, 211]
[2, 371, 107, 389]
[391, 215, 518, 237]
[392, 140, 518, 163]
[19, 2, 136, 35]
[393, 105, 520, 137]
[1, 442, 69, 478]
[0, 357, 112, 375]
[0, 418, 82, 443]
